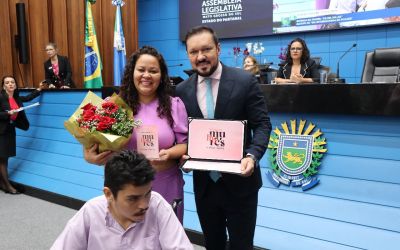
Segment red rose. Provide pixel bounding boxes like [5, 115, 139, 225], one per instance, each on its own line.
[96, 116, 116, 131]
[81, 103, 97, 112]
[82, 109, 96, 121]
[102, 102, 119, 114]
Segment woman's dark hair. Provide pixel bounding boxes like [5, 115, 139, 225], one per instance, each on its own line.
[104, 150, 155, 198]
[119, 46, 174, 126]
[285, 37, 310, 64]
[1, 75, 19, 98]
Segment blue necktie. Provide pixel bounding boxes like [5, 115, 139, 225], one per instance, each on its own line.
[204, 78, 221, 182]
[205, 78, 214, 119]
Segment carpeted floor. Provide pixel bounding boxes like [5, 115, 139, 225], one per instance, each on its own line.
[0, 191, 204, 250]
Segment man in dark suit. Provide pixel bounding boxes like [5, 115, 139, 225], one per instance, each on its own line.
[176, 26, 271, 250]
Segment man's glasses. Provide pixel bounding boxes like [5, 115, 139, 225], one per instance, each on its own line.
[290, 47, 303, 51]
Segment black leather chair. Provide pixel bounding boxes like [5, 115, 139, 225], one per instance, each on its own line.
[311, 57, 331, 83]
[361, 47, 400, 83]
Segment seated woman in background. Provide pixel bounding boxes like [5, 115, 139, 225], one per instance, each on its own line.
[44, 42, 75, 88]
[243, 55, 267, 84]
[275, 38, 319, 84]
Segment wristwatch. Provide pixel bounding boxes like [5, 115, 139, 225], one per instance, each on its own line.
[246, 153, 257, 165]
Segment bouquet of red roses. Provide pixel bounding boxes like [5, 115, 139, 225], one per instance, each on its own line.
[65, 91, 139, 152]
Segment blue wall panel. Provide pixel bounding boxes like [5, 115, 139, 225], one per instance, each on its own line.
[11, 90, 400, 249]
[10, 90, 103, 202]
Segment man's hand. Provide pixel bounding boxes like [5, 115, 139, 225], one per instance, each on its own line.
[240, 156, 255, 177]
[179, 155, 192, 173]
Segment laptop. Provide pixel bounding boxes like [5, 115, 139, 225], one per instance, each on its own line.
[182, 118, 247, 174]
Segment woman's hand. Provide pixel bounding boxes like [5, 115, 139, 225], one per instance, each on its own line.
[37, 81, 46, 91]
[149, 144, 187, 172]
[150, 149, 176, 172]
[83, 144, 113, 166]
[158, 149, 171, 161]
[290, 74, 304, 83]
[7, 109, 18, 116]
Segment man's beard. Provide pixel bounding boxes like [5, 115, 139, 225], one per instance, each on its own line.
[196, 60, 219, 77]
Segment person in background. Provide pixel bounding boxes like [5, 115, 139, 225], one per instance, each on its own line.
[357, 0, 389, 12]
[84, 46, 188, 222]
[44, 42, 75, 88]
[384, 0, 400, 22]
[176, 26, 271, 250]
[0, 76, 44, 194]
[243, 55, 267, 84]
[328, 0, 364, 13]
[275, 37, 319, 84]
[51, 150, 193, 250]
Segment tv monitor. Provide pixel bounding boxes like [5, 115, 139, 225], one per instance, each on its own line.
[179, 0, 400, 40]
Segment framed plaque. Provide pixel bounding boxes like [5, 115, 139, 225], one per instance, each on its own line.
[182, 118, 247, 174]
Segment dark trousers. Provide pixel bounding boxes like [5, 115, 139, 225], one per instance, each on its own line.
[195, 178, 259, 250]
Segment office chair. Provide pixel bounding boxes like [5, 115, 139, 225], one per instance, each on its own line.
[311, 57, 331, 83]
[311, 57, 322, 67]
[361, 47, 400, 83]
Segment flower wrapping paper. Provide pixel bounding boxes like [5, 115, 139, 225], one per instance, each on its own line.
[64, 91, 135, 152]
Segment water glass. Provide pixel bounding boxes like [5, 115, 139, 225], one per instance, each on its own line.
[320, 71, 327, 84]
[270, 72, 277, 84]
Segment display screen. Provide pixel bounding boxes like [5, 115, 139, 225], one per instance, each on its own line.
[179, 0, 400, 40]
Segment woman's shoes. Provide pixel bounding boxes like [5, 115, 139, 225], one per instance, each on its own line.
[5, 189, 21, 195]
[2, 187, 21, 195]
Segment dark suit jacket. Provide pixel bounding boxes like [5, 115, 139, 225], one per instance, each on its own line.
[278, 58, 320, 82]
[44, 55, 75, 88]
[0, 90, 41, 134]
[176, 65, 272, 198]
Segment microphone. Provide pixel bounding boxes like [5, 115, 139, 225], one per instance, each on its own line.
[168, 63, 183, 67]
[335, 43, 357, 83]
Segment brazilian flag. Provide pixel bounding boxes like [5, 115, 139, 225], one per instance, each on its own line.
[84, 0, 103, 88]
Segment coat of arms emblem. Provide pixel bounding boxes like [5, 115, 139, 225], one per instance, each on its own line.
[267, 119, 327, 190]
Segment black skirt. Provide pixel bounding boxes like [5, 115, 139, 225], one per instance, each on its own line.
[0, 123, 16, 158]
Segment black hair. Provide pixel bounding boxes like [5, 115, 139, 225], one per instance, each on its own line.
[104, 150, 155, 198]
[184, 26, 219, 50]
[1, 75, 19, 98]
[285, 37, 311, 64]
[119, 46, 174, 126]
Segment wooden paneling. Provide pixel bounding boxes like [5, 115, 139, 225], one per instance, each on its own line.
[0, 1, 13, 76]
[49, 0, 69, 56]
[0, 0, 138, 88]
[29, 0, 50, 85]
[66, 0, 85, 88]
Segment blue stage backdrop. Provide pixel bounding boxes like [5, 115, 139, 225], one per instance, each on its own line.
[11, 90, 400, 249]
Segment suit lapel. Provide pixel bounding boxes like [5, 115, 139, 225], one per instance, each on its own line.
[214, 66, 234, 118]
[186, 75, 204, 118]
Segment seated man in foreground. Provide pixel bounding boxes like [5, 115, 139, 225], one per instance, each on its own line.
[51, 150, 193, 250]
